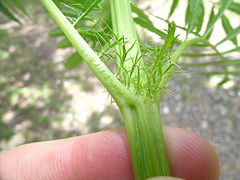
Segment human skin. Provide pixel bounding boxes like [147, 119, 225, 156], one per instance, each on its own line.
[147, 177, 184, 180]
[0, 127, 220, 180]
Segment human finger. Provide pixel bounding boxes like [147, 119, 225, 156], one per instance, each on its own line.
[0, 127, 219, 180]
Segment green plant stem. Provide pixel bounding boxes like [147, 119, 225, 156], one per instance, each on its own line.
[159, 37, 204, 89]
[183, 52, 218, 57]
[110, 0, 144, 83]
[158, 36, 232, 90]
[182, 59, 240, 66]
[120, 100, 171, 180]
[110, 0, 141, 63]
[200, 71, 240, 76]
[110, 0, 171, 179]
[40, 0, 132, 106]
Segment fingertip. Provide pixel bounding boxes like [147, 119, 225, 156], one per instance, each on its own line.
[164, 127, 220, 180]
[0, 129, 134, 180]
[69, 129, 134, 180]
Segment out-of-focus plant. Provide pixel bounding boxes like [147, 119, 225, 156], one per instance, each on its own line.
[0, 0, 27, 23]
[1, 0, 240, 179]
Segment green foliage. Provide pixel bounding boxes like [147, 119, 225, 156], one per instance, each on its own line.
[64, 52, 83, 69]
[166, 0, 240, 85]
[204, 6, 215, 40]
[221, 15, 238, 45]
[1, 0, 239, 86]
[57, 38, 72, 48]
[168, 0, 179, 18]
[216, 25, 240, 46]
[132, 4, 167, 40]
[0, 0, 26, 22]
[47, 0, 114, 70]
[228, 1, 240, 14]
[143, 23, 177, 98]
[185, 0, 204, 35]
[0, 126, 13, 139]
[204, 0, 233, 37]
[2, 0, 27, 14]
[0, 0, 19, 22]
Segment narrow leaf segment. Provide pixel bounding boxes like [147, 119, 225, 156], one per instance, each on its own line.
[203, 0, 233, 38]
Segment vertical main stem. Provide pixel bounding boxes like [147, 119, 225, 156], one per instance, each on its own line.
[110, 0, 171, 178]
[110, 0, 145, 85]
[110, 0, 141, 67]
[120, 101, 171, 180]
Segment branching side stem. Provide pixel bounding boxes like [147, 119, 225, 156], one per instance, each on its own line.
[40, 0, 134, 107]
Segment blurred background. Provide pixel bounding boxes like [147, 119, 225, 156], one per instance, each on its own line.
[0, 1, 239, 180]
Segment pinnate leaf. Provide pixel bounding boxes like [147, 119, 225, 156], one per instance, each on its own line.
[216, 25, 240, 46]
[0, 1, 19, 22]
[185, 0, 203, 35]
[196, 3, 205, 33]
[131, 5, 167, 40]
[204, 6, 215, 39]
[221, 15, 238, 45]
[204, 0, 233, 38]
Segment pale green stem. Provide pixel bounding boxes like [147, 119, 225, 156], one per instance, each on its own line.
[120, 100, 171, 180]
[110, 0, 144, 82]
[159, 37, 210, 89]
[110, 0, 171, 179]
